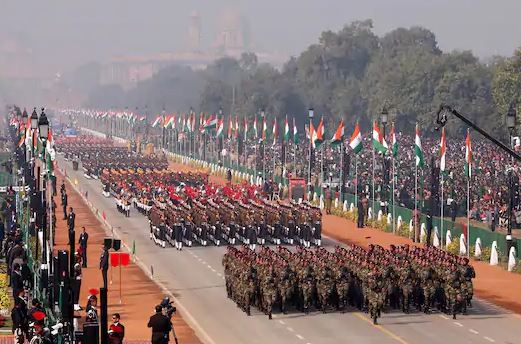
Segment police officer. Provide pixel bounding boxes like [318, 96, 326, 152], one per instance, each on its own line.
[147, 305, 172, 344]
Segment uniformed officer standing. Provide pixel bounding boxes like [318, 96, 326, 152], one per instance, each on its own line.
[99, 245, 109, 289]
[147, 305, 172, 344]
[79, 227, 89, 267]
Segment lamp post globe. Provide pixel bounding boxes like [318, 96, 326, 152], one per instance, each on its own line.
[381, 106, 388, 126]
[31, 108, 39, 130]
[38, 109, 49, 140]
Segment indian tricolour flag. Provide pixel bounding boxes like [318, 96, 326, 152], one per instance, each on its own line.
[372, 121, 388, 153]
[203, 114, 218, 131]
[244, 118, 248, 141]
[415, 124, 424, 168]
[253, 115, 258, 139]
[390, 123, 398, 157]
[331, 119, 344, 145]
[465, 129, 472, 178]
[293, 117, 299, 144]
[46, 128, 56, 176]
[314, 117, 324, 148]
[262, 116, 267, 141]
[349, 122, 362, 154]
[440, 127, 446, 172]
[272, 118, 278, 146]
[152, 116, 162, 128]
[216, 116, 224, 137]
[283, 116, 290, 142]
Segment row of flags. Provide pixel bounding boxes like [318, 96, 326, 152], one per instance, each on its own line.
[10, 116, 56, 176]
[82, 109, 474, 178]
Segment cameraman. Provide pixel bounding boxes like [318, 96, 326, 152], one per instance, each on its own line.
[147, 305, 172, 344]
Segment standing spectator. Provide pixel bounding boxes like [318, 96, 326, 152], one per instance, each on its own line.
[61, 191, 68, 220]
[85, 291, 99, 323]
[0, 220, 4, 257]
[67, 207, 76, 231]
[28, 299, 46, 326]
[324, 185, 333, 214]
[11, 263, 23, 299]
[108, 313, 125, 344]
[100, 245, 109, 289]
[450, 200, 458, 223]
[73, 254, 82, 310]
[357, 194, 365, 228]
[226, 169, 232, 183]
[11, 300, 28, 344]
[79, 227, 89, 267]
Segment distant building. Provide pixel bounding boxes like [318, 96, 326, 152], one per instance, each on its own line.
[99, 10, 287, 89]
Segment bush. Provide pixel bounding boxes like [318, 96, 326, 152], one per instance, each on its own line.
[447, 240, 460, 255]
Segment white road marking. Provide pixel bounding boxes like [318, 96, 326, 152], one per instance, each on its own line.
[296, 334, 304, 340]
[207, 264, 212, 269]
[439, 315, 449, 320]
[469, 329, 479, 335]
[484, 336, 495, 342]
[278, 320, 285, 325]
[287, 327, 294, 332]
[217, 273, 222, 277]
[453, 322, 463, 327]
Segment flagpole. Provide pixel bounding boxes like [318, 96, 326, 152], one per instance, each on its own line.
[355, 154, 358, 208]
[321, 143, 324, 187]
[372, 134, 375, 216]
[339, 141, 343, 203]
[467, 169, 470, 258]
[414, 160, 418, 242]
[392, 152, 396, 234]
[441, 173, 444, 248]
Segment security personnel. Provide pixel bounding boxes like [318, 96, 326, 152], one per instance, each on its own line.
[61, 191, 68, 219]
[147, 305, 172, 344]
[78, 227, 89, 267]
[99, 245, 109, 289]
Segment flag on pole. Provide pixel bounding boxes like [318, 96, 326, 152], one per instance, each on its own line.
[331, 119, 344, 145]
[293, 117, 299, 144]
[46, 128, 56, 176]
[390, 123, 398, 157]
[253, 115, 258, 139]
[272, 118, 278, 146]
[415, 124, 424, 168]
[227, 116, 233, 139]
[244, 117, 248, 141]
[372, 121, 388, 154]
[234, 116, 239, 139]
[216, 116, 224, 137]
[151, 116, 162, 128]
[262, 116, 267, 141]
[465, 129, 472, 178]
[283, 115, 290, 142]
[309, 121, 315, 148]
[349, 122, 363, 154]
[314, 117, 324, 148]
[440, 127, 446, 172]
[203, 114, 218, 131]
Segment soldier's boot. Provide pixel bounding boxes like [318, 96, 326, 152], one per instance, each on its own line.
[268, 312, 272, 320]
[373, 315, 378, 325]
[246, 305, 251, 316]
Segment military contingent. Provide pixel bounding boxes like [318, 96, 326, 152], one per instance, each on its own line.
[223, 244, 475, 323]
[58, 135, 475, 324]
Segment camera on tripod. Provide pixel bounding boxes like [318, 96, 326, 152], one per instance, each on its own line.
[160, 296, 177, 318]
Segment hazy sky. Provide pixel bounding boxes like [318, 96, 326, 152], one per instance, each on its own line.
[2, 0, 521, 73]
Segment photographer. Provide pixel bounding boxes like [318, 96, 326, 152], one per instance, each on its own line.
[147, 305, 172, 344]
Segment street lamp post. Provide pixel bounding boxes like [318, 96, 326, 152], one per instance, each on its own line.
[506, 104, 517, 253]
[261, 110, 266, 180]
[380, 106, 389, 213]
[308, 108, 314, 194]
[37, 109, 50, 301]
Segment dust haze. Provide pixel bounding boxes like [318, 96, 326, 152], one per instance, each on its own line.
[1, 0, 520, 110]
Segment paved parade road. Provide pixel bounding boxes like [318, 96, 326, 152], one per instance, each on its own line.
[59, 155, 521, 344]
